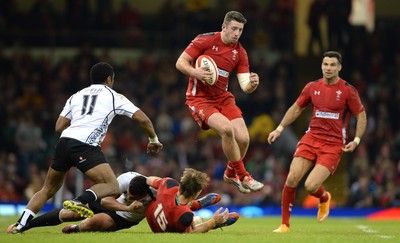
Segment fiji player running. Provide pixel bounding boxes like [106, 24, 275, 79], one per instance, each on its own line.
[8, 62, 163, 234]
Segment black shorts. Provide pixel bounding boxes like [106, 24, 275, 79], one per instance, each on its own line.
[88, 200, 139, 231]
[51, 138, 106, 173]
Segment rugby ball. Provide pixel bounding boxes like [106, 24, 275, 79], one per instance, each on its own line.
[193, 216, 204, 225]
[195, 55, 219, 85]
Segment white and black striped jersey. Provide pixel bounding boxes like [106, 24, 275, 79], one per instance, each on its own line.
[115, 172, 156, 223]
[59, 84, 139, 146]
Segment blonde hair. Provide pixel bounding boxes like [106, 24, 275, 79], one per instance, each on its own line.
[179, 168, 209, 198]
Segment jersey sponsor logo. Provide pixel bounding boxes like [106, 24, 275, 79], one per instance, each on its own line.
[218, 69, 229, 78]
[212, 45, 219, 51]
[314, 90, 320, 95]
[315, 110, 340, 119]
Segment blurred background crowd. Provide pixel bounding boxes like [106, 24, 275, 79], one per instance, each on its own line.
[0, 0, 399, 209]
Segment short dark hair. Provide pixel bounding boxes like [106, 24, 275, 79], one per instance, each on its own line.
[224, 11, 247, 25]
[128, 175, 155, 200]
[323, 51, 342, 64]
[90, 62, 114, 84]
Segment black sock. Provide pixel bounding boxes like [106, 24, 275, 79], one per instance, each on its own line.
[74, 189, 97, 204]
[24, 209, 63, 230]
[74, 225, 81, 232]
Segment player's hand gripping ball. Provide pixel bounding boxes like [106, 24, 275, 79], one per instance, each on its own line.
[195, 55, 219, 85]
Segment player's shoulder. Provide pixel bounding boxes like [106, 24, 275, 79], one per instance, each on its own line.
[194, 32, 219, 42]
[117, 171, 143, 180]
[178, 211, 194, 228]
[164, 178, 179, 188]
[341, 78, 354, 88]
[341, 79, 360, 94]
[197, 31, 218, 37]
[305, 78, 321, 87]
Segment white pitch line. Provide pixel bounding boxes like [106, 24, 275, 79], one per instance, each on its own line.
[357, 225, 395, 239]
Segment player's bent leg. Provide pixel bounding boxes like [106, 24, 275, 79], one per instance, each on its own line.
[9, 168, 67, 233]
[191, 193, 221, 211]
[83, 163, 120, 198]
[79, 213, 117, 232]
[198, 193, 221, 208]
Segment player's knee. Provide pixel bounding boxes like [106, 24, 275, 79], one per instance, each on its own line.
[236, 136, 249, 149]
[107, 181, 119, 196]
[304, 181, 319, 194]
[220, 124, 234, 138]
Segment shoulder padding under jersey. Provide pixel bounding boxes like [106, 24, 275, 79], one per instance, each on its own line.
[179, 212, 194, 227]
[166, 179, 179, 188]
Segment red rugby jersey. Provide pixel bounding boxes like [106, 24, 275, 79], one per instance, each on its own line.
[184, 32, 250, 98]
[296, 78, 365, 144]
[145, 178, 193, 233]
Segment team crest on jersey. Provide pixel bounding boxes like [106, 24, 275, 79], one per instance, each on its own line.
[336, 90, 342, 100]
[199, 109, 204, 119]
[232, 49, 238, 60]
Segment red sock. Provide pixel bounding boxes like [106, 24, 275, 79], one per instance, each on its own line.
[190, 201, 200, 211]
[282, 185, 296, 227]
[230, 160, 249, 180]
[311, 185, 329, 202]
[224, 161, 236, 178]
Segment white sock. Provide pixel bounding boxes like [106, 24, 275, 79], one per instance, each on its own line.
[17, 209, 35, 229]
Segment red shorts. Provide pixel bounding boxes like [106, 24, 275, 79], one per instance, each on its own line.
[185, 93, 242, 130]
[294, 132, 343, 174]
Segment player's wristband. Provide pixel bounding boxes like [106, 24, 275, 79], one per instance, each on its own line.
[353, 137, 361, 146]
[206, 218, 216, 229]
[148, 136, 159, 143]
[276, 125, 284, 133]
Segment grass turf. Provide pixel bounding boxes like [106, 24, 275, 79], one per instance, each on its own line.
[1, 216, 399, 243]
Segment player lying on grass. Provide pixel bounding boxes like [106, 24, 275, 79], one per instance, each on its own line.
[145, 168, 239, 233]
[7, 171, 233, 233]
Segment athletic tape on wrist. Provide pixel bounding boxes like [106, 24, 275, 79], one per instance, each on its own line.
[149, 136, 159, 143]
[276, 125, 284, 132]
[353, 137, 360, 146]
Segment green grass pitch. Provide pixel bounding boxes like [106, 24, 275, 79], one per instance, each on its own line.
[1, 216, 399, 243]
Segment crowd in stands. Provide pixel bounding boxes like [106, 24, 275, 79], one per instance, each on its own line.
[0, 0, 399, 208]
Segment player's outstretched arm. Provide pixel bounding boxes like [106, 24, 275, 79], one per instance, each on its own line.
[268, 103, 306, 144]
[131, 110, 163, 153]
[190, 207, 229, 233]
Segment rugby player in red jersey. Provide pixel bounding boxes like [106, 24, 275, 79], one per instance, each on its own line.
[176, 11, 263, 193]
[268, 51, 367, 233]
[145, 168, 239, 233]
